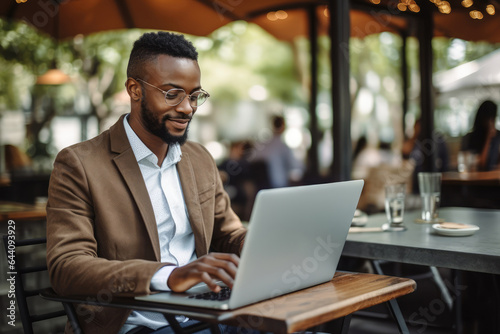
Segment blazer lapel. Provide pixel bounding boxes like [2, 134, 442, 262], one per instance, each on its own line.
[177, 151, 208, 256]
[109, 117, 161, 261]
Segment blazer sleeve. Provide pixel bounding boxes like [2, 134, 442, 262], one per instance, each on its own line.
[46, 147, 165, 298]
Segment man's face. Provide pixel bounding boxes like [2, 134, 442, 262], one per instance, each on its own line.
[139, 55, 202, 145]
[140, 90, 190, 145]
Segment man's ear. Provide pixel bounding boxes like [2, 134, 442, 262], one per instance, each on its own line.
[125, 78, 142, 102]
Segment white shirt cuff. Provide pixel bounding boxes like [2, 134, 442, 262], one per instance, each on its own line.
[150, 265, 177, 291]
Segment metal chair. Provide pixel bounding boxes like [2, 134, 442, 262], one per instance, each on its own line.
[2, 235, 81, 334]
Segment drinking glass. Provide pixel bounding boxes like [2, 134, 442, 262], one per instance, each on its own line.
[384, 183, 406, 231]
[418, 172, 442, 222]
[457, 151, 478, 173]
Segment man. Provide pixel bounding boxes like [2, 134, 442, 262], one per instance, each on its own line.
[252, 115, 304, 188]
[402, 119, 450, 193]
[46, 32, 246, 334]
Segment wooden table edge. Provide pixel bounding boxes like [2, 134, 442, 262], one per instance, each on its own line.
[41, 272, 416, 334]
[215, 272, 416, 333]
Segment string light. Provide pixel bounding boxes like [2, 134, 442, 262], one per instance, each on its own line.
[275, 10, 288, 20]
[438, 1, 452, 14]
[470, 10, 484, 19]
[267, 10, 288, 21]
[461, 0, 474, 8]
[267, 12, 278, 21]
[363, 0, 495, 19]
[409, 3, 421, 12]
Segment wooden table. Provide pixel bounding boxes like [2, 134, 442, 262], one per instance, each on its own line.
[42, 272, 416, 334]
[0, 201, 47, 221]
[442, 170, 500, 186]
[441, 171, 500, 208]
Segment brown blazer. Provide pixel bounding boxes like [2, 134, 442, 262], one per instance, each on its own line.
[46, 115, 246, 334]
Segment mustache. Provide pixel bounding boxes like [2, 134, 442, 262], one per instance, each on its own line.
[162, 114, 192, 122]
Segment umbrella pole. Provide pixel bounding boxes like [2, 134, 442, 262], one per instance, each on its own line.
[307, 5, 320, 180]
[329, 0, 352, 181]
[417, 2, 437, 172]
[401, 30, 409, 136]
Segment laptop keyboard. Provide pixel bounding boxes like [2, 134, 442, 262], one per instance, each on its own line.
[188, 286, 231, 301]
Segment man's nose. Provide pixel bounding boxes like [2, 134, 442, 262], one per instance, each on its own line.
[175, 96, 194, 114]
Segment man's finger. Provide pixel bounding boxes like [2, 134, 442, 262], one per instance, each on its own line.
[196, 262, 235, 290]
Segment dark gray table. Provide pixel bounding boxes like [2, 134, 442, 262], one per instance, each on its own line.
[343, 207, 500, 275]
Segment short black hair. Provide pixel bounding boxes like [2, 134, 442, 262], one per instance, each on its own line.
[127, 31, 198, 79]
[272, 115, 285, 130]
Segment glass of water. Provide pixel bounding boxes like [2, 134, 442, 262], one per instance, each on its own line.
[384, 183, 406, 231]
[418, 172, 442, 222]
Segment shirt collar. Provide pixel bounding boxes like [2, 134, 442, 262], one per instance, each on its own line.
[123, 114, 182, 167]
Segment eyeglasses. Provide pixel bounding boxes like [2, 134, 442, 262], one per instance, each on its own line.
[135, 78, 210, 108]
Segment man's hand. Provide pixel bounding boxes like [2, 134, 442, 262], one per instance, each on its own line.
[167, 253, 239, 293]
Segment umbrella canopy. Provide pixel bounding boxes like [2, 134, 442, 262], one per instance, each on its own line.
[353, 0, 500, 43]
[2, 0, 406, 41]
[434, 9, 500, 43]
[251, 6, 407, 41]
[1, 0, 234, 39]
[3, 0, 499, 43]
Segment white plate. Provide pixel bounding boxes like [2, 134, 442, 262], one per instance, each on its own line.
[432, 224, 479, 237]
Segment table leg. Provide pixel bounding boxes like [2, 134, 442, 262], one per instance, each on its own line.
[313, 314, 352, 334]
[385, 299, 410, 334]
[62, 302, 82, 333]
[452, 270, 463, 334]
[372, 260, 410, 334]
[163, 315, 219, 334]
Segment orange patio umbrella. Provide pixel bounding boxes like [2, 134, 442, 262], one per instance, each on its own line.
[1, 0, 234, 39]
[1, 0, 406, 41]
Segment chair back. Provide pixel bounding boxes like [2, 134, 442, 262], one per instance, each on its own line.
[2, 235, 70, 333]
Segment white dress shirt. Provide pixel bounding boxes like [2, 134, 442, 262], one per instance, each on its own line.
[119, 115, 196, 333]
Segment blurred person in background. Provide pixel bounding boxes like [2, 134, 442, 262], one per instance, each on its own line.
[460, 100, 500, 171]
[252, 115, 304, 188]
[402, 119, 450, 193]
[218, 140, 254, 221]
[352, 136, 401, 180]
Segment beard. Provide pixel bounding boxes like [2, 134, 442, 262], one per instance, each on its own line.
[140, 97, 190, 146]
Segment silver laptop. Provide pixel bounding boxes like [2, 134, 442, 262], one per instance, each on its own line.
[136, 180, 364, 310]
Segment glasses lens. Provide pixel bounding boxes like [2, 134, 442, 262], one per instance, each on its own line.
[190, 91, 209, 107]
[163, 89, 209, 107]
[164, 89, 186, 106]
